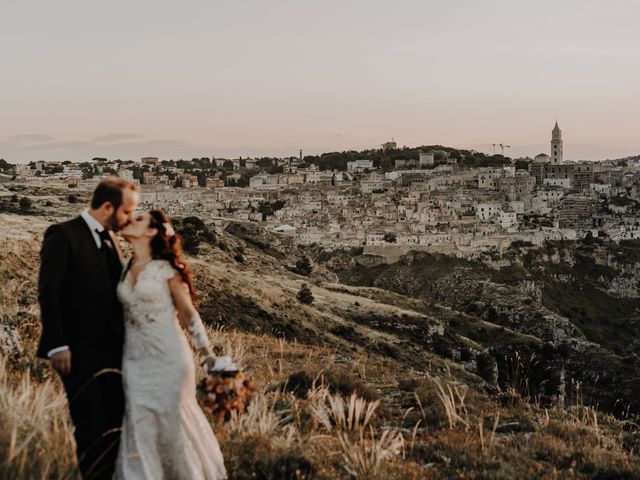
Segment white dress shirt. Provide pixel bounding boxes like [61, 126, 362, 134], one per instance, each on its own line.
[47, 209, 108, 358]
[81, 207, 106, 248]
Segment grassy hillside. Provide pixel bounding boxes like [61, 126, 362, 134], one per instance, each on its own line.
[1, 189, 640, 478]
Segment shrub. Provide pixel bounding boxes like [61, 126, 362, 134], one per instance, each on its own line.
[285, 368, 378, 401]
[383, 232, 397, 243]
[18, 197, 32, 211]
[477, 352, 498, 385]
[294, 257, 313, 276]
[180, 223, 200, 254]
[297, 284, 314, 305]
[183, 216, 206, 230]
[177, 216, 216, 255]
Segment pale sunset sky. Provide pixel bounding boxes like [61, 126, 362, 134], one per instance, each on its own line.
[1, 0, 639, 162]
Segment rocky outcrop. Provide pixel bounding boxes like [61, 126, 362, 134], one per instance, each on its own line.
[0, 325, 22, 356]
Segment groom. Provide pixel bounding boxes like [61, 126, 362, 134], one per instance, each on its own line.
[37, 177, 139, 480]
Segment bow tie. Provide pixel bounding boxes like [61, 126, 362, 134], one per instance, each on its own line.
[96, 229, 112, 247]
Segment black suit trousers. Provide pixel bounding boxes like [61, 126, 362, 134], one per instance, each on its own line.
[60, 347, 124, 480]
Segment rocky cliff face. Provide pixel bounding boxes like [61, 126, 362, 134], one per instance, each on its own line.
[318, 240, 640, 418]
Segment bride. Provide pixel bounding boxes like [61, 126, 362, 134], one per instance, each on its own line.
[116, 209, 227, 479]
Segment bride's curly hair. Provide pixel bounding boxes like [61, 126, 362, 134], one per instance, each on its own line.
[148, 209, 197, 303]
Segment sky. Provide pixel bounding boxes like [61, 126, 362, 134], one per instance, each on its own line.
[1, 0, 639, 163]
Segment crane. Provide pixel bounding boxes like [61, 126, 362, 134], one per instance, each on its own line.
[491, 143, 511, 155]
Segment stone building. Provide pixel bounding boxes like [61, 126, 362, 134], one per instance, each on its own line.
[529, 154, 551, 184]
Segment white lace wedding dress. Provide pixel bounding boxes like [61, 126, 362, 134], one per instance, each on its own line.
[115, 259, 227, 480]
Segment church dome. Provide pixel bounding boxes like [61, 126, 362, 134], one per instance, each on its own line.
[534, 153, 551, 163]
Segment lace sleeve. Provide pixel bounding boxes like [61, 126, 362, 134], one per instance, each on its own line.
[186, 312, 211, 350]
[154, 260, 177, 282]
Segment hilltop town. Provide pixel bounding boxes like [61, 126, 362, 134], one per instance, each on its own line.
[3, 124, 640, 264]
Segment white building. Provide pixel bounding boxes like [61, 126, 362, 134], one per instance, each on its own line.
[419, 152, 434, 167]
[249, 175, 267, 188]
[347, 159, 373, 172]
[543, 178, 571, 188]
[537, 189, 564, 204]
[272, 224, 296, 236]
[590, 183, 611, 195]
[497, 211, 518, 228]
[118, 169, 134, 181]
[475, 203, 501, 221]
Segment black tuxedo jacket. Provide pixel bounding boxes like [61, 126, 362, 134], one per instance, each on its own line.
[37, 216, 124, 359]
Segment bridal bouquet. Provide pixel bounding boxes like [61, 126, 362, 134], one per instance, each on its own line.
[198, 356, 254, 421]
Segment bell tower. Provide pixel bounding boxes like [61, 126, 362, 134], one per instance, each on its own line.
[551, 121, 563, 164]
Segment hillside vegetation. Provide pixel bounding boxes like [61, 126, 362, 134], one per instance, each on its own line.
[1, 187, 639, 479]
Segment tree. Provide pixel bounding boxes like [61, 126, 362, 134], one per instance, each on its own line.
[196, 171, 207, 187]
[257, 158, 273, 168]
[180, 223, 200, 254]
[0, 159, 13, 173]
[272, 200, 286, 211]
[297, 284, 314, 305]
[295, 256, 313, 276]
[179, 217, 216, 254]
[183, 216, 206, 230]
[19, 197, 32, 211]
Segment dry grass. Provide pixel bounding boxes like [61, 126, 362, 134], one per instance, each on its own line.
[308, 386, 379, 433]
[337, 427, 404, 479]
[0, 358, 77, 479]
[433, 378, 469, 430]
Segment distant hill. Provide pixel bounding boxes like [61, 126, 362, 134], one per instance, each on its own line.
[302, 145, 512, 172]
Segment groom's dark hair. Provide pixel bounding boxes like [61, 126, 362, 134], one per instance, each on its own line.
[91, 177, 137, 210]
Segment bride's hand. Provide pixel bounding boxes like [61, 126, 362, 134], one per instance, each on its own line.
[202, 355, 216, 372]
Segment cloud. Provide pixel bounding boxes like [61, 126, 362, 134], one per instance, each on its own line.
[93, 133, 144, 143]
[8, 134, 54, 142]
[0, 136, 307, 163]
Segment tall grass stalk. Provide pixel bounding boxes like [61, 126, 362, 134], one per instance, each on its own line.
[433, 378, 469, 430]
[0, 358, 76, 479]
[337, 426, 404, 479]
[308, 385, 380, 434]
